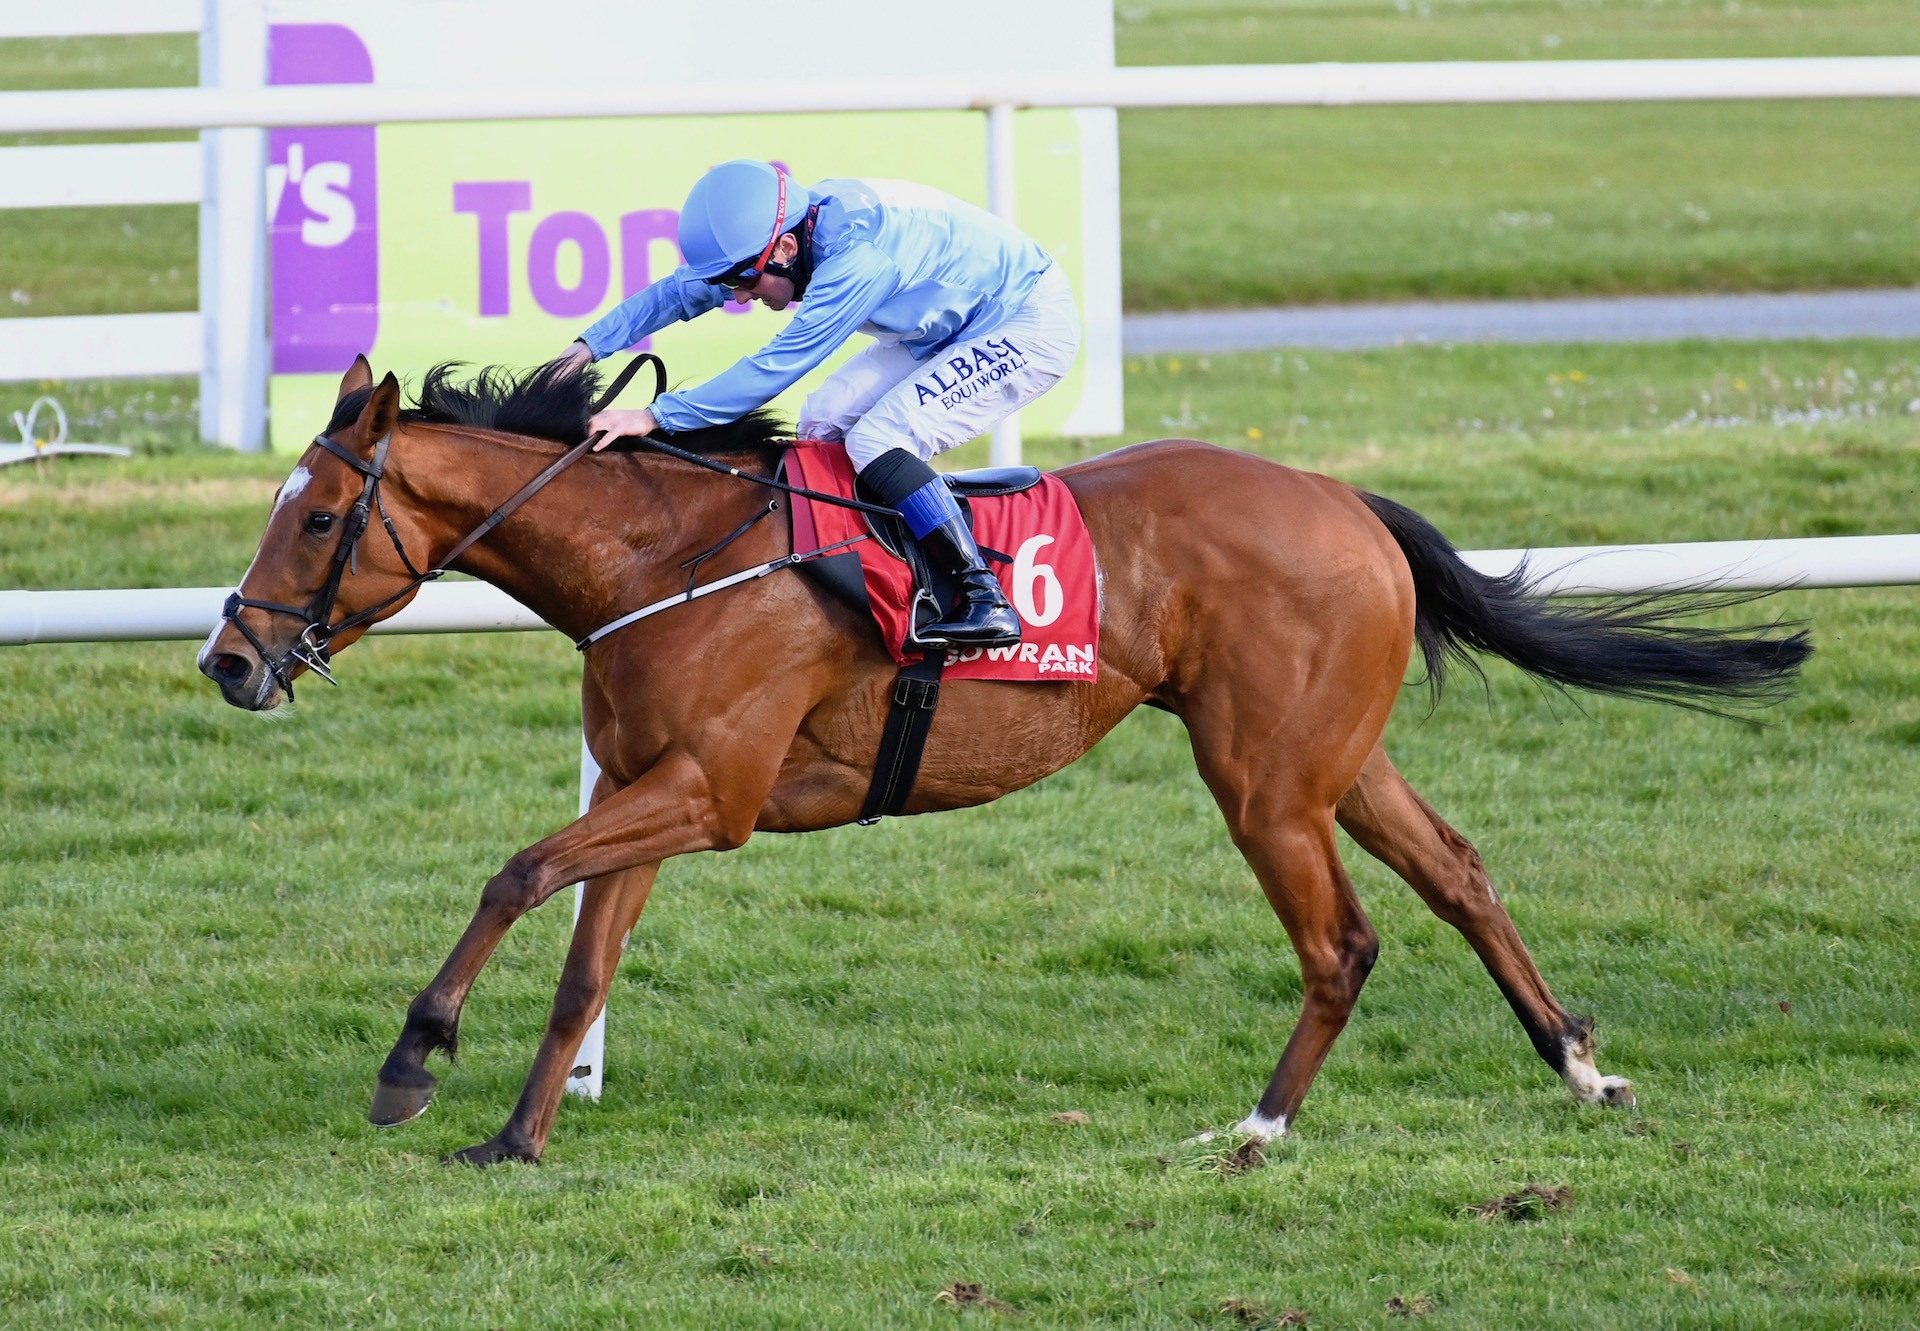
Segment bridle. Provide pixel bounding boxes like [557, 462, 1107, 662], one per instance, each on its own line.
[220, 353, 911, 699]
[219, 355, 665, 701]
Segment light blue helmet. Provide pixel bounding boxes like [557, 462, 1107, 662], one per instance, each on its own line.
[678, 160, 794, 279]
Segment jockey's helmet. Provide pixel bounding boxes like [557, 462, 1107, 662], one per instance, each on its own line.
[678, 160, 797, 283]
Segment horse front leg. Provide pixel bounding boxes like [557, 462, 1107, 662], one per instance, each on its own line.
[369, 750, 761, 1136]
[445, 861, 658, 1166]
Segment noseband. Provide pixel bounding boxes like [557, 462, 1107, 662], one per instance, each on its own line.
[221, 428, 425, 700]
[219, 356, 664, 701]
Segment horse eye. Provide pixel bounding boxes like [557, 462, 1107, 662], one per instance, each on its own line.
[305, 511, 336, 535]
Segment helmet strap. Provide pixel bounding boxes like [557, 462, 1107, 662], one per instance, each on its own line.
[762, 205, 820, 299]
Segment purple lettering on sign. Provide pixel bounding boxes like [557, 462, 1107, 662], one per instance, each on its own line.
[268, 24, 378, 375]
[616, 210, 678, 350]
[527, 211, 610, 319]
[453, 181, 533, 317]
[618, 210, 677, 297]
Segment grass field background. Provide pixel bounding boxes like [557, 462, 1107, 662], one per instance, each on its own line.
[4, 340, 1918, 1326]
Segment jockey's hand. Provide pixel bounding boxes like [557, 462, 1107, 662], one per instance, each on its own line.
[555, 340, 593, 373]
[588, 407, 658, 450]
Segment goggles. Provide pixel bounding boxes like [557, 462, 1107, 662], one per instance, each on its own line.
[703, 168, 790, 289]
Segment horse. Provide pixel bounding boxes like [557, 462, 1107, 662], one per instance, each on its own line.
[198, 355, 1809, 1166]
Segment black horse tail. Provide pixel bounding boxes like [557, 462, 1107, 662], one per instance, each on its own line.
[1359, 491, 1812, 713]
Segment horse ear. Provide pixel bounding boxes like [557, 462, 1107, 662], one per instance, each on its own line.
[358, 372, 401, 445]
[338, 354, 373, 401]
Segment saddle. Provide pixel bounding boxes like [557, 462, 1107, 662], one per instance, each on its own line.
[783, 454, 1041, 629]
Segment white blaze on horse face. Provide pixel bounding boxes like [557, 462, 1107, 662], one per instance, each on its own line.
[196, 616, 226, 669]
[198, 462, 318, 671]
[274, 464, 314, 516]
[247, 462, 315, 579]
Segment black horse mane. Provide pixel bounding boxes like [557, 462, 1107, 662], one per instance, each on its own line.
[326, 360, 789, 461]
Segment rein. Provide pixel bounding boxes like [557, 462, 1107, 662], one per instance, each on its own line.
[573, 404, 928, 648]
[575, 433, 901, 650]
[221, 354, 898, 695]
[634, 433, 900, 521]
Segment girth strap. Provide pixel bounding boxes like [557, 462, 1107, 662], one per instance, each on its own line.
[857, 652, 947, 824]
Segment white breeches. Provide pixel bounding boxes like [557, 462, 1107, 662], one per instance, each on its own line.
[796, 265, 1080, 471]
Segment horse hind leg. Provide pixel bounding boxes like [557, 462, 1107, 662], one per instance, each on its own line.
[1184, 719, 1381, 1142]
[1336, 746, 1635, 1108]
[1224, 809, 1379, 1143]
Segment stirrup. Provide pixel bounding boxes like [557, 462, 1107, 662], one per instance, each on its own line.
[908, 622, 1021, 652]
[904, 587, 944, 649]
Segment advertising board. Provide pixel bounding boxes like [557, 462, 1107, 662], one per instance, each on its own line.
[262, 1, 1120, 450]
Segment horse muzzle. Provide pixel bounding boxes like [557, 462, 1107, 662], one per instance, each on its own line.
[199, 642, 282, 711]
[198, 634, 290, 710]
[198, 618, 328, 711]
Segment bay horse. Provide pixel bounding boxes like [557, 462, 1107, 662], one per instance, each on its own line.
[199, 356, 1808, 1166]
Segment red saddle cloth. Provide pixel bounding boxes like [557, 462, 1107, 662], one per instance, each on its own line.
[784, 442, 1100, 683]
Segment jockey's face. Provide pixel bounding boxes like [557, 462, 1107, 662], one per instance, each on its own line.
[726, 232, 801, 311]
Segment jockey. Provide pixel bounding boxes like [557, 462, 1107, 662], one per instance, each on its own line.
[560, 159, 1079, 651]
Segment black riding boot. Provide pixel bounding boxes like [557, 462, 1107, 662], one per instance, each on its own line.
[912, 509, 1022, 649]
[859, 447, 1022, 651]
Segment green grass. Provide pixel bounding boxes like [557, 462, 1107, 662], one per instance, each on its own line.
[1120, 99, 1920, 309]
[0, 34, 195, 98]
[1116, 0, 1920, 65]
[4, 340, 1917, 1326]
[1116, 2, 1920, 309]
[1118, 0, 1920, 307]
[0, 205, 197, 318]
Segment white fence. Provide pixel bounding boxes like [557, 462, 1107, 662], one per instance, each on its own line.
[0, 0, 265, 447]
[9, 536, 1920, 649]
[5, 0, 1920, 456]
[14, 57, 1920, 133]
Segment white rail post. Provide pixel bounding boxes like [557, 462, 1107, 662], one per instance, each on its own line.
[985, 100, 1022, 468]
[198, 0, 268, 450]
[565, 739, 606, 1100]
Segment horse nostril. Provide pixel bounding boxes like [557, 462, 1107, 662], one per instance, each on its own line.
[206, 652, 250, 684]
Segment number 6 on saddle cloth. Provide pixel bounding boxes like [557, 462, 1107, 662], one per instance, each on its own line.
[784, 441, 1100, 682]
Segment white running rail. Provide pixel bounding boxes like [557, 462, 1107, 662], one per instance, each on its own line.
[7, 535, 1920, 647]
[7, 533, 1919, 1099]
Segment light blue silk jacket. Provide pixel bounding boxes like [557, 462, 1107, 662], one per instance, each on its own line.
[578, 178, 1053, 432]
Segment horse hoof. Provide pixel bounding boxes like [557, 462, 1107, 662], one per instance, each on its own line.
[444, 1135, 539, 1168]
[368, 1070, 437, 1127]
